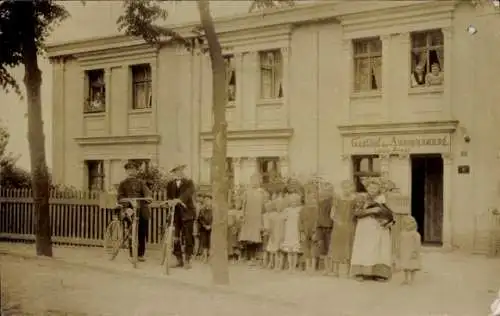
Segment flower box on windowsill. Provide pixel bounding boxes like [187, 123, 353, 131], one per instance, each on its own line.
[257, 98, 284, 107]
[350, 91, 382, 100]
[128, 108, 153, 115]
[408, 85, 444, 95]
[226, 101, 236, 108]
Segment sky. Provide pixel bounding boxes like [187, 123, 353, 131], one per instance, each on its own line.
[0, 0, 270, 170]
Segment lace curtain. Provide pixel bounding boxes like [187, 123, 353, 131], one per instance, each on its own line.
[371, 57, 382, 90]
[274, 52, 283, 98]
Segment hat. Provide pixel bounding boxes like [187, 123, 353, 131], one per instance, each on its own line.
[169, 164, 187, 173]
[123, 160, 139, 170]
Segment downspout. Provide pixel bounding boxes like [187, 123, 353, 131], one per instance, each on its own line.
[316, 29, 320, 175]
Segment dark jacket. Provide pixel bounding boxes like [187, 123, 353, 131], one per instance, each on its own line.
[117, 176, 151, 220]
[317, 196, 334, 228]
[198, 207, 213, 231]
[167, 178, 196, 221]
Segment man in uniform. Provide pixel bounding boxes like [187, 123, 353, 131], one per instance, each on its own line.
[167, 164, 196, 269]
[117, 160, 151, 262]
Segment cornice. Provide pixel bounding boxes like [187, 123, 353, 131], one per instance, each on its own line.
[75, 44, 159, 68]
[338, 120, 459, 136]
[200, 128, 294, 141]
[339, 1, 457, 36]
[45, 1, 460, 58]
[74, 134, 161, 146]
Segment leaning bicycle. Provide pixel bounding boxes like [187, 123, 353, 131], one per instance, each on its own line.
[103, 197, 153, 268]
[159, 199, 185, 275]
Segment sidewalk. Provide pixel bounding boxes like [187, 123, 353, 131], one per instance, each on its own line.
[1, 242, 499, 316]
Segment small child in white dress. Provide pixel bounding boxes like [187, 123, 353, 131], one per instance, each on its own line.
[281, 193, 302, 272]
[400, 216, 422, 285]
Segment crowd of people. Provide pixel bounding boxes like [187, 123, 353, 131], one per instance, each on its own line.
[117, 160, 422, 285]
[191, 174, 422, 285]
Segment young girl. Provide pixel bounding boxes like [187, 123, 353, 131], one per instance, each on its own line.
[299, 184, 320, 273]
[228, 197, 243, 263]
[264, 199, 285, 269]
[261, 200, 274, 268]
[400, 215, 421, 285]
[197, 194, 213, 263]
[328, 180, 357, 277]
[281, 193, 302, 272]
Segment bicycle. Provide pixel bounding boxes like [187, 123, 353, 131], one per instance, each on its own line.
[159, 199, 185, 275]
[103, 197, 153, 268]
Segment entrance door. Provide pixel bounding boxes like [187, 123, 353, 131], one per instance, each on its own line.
[411, 155, 444, 245]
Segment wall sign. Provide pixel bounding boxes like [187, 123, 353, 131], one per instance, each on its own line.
[344, 133, 451, 154]
[457, 165, 470, 174]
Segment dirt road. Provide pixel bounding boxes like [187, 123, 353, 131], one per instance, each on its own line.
[1, 244, 499, 316]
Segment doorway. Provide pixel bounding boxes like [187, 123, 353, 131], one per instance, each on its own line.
[410, 154, 444, 245]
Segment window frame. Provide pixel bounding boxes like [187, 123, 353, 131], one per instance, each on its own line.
[86, 160, 105, 192]
[352, 155, 381, 192]
[131, 64, 153, 110]
[223, 55, 236, 106]
[409, 29, 444, 89]
[259, 50, 283, 100]
[352, 37, 383, 93]
[84, 69, 106, 114]
[257, 156, 280, 186]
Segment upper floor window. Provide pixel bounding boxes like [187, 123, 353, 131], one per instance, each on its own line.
[410, 30, 444, 87]
[352, 155, 381, 192]
[86, 160, 104, 191]
[85, 69, 105, 113]
[260, 50, 283, 99]
[353, 38, 382, 92]
[131, 64, 152, 110]
[224, 55, 236, 104]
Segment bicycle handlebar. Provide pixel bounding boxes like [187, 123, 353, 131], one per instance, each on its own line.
[157, 199, 186, 209]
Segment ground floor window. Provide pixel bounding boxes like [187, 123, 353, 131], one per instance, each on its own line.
[352, 155, 381, 192]
[86, 160, 105, 192]
[257, 157, 280, 192]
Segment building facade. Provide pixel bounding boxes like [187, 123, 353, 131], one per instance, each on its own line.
[48, 1, 500, 253]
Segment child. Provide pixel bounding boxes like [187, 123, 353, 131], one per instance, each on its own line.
[193, 194, 204, 260]
[261, 200, 274, 268]
[299, 184, 320, 273]
[281, 193, 302, 272]
[328, 180, 357, 277]
[198, 194, 213, 263]
[400, 215, 421, 285]
[264, 199, 285, 270]
[228, 198, 243, 263]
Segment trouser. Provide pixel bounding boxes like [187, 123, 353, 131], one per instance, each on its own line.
[173, 219, 195, 263]
[128, 217, 148, 258]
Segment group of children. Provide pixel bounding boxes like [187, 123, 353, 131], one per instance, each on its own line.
[192, 181, 422, 285]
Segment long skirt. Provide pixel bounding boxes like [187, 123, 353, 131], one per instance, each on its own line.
[350, 216, 392, 280]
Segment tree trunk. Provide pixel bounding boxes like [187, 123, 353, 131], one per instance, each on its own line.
[197, 0, 229, 285]
[22, 3, 52, 257]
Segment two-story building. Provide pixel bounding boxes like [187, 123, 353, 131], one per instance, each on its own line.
[47, 1, 500, 253]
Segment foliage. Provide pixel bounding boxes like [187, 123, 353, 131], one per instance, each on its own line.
[0, 123, 31, 189]
[0, 0, 68, 97]
[135, 164, 171, 191]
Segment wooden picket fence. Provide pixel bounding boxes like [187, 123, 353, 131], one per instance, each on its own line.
[0, 188, 172, 247]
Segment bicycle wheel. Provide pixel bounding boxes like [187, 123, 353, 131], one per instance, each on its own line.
[131, 217, 139, 268]
[104, 220, 124, 260]
[164, 226, 174, 275]
[160, 226, 169, 266]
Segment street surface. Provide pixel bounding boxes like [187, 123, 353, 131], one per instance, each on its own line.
[1, 243, 499, 316]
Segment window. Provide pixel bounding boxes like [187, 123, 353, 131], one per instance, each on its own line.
[225, 157, 234, 189]
[86, 160, 104, 191]
[224, 55, 236, 104]
[259, 50, 283, 99]
[257, 157, 280, 185]
[410, 30, 444, 87]
[353, 38, 382, 92]
[352, 155, 381, 192]
[84, 70, 105, 113]
[131, 64, 152, 110]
